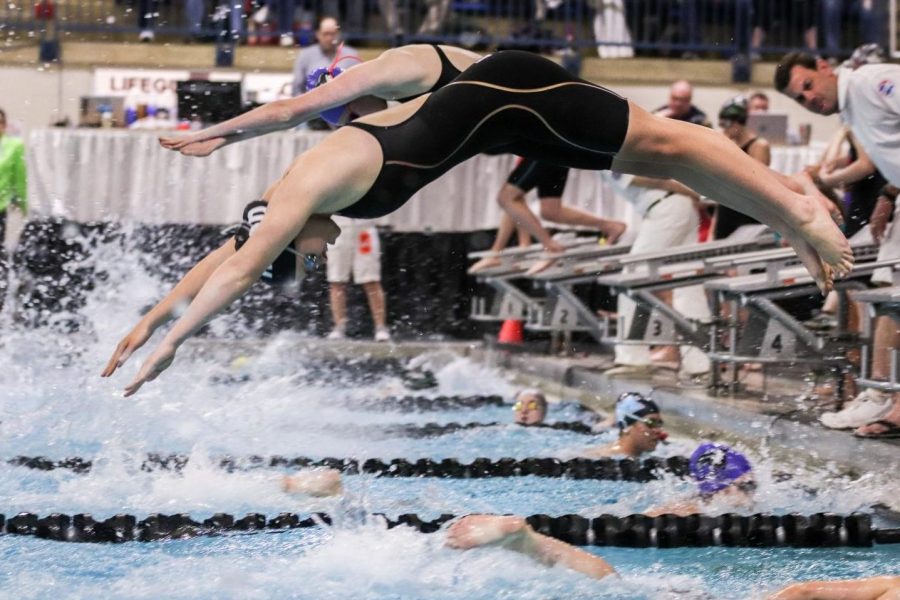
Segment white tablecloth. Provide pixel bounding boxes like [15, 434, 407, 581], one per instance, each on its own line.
[25, 128, 827, 232]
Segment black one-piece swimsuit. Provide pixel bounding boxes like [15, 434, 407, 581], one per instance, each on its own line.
[339, 50, 630, 219]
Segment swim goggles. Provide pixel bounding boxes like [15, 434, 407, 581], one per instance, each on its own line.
[513, 400, 541, 412]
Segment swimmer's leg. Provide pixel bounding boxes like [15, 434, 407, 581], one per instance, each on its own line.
[613, 103, 852, 290]
[539, 197, 626, 244]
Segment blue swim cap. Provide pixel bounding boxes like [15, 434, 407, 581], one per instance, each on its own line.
[615, 392, 660, 430]
[233, 200, 303, 286]
[306, 66, 347, 126]
[689, 443, 752, 496]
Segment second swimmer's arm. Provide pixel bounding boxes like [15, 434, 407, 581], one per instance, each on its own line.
[101, 240, 235, 377]
[123, 199, 315, 396]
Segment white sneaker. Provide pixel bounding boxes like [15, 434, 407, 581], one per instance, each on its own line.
[279, 33, 295, 46]
[327, 327, 346, 340]
[820, 389, 893, 429]
[374, 327, 391, 342]
[139, 30, 155, 42]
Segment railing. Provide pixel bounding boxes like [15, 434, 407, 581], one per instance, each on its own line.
[0, 0, 889, 61]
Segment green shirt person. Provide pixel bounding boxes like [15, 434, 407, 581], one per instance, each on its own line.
[0, 108, 27, 226]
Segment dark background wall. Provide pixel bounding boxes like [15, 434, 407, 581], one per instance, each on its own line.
[9, 218, 505, 340]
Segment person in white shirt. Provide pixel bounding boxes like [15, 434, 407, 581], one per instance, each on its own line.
[291, 17, 358, 111]
[775, 52, 900, 439]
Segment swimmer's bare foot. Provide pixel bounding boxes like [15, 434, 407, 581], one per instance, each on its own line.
[445, 515, 529, 550]
[780, 194, 854, 290]
[525, 253, 563, 276]
[468, 255, 503, 275]
[602, 220, 627, 245]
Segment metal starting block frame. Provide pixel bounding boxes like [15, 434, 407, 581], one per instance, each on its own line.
[594, 236, 780, 350]
[851, 283, 900, 394]
[524, 244, 634, 340]
[469, 236, 602, 323]
[704, 243, 891, 394]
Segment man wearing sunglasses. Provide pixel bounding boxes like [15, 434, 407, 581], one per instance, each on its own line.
[579, 392, 667, 459]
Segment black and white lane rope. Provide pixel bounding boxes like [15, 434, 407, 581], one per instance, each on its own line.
[1, 511, 896, 548]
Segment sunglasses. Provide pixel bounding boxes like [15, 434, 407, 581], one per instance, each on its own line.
[513, 400, 541, 412]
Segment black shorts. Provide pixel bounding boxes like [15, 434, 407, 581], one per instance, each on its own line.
[507, 158, 569, 198]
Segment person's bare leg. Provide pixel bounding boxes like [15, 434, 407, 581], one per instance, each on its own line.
[362, 281, 387, 329]
[329, 282, 349, 332]
[516, 224, 532, 247]
[469, 185, 533, 274]
[612, 105, 853, 291]
[539, 197, 627, 243]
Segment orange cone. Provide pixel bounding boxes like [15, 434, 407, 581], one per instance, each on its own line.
[498, 319, 524, 344]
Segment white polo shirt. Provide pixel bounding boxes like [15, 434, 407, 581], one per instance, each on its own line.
[838, 63, 900, 185]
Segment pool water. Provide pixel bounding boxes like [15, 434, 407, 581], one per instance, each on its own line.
[0, 239, 896, 599]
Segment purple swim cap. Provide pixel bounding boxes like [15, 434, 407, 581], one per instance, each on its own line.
[689, 443, 752, 495]
[306, 66, 347, 126]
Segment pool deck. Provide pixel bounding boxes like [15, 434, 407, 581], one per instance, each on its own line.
[187, 336, 900, 507]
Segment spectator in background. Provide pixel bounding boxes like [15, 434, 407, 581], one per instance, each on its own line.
[748, 91, 770, 113]
[592, 0, 634, 58]
[185, 0, 244, 43]
[326, 217, 391, 342]
[291, 17, 358, 128]
[822, 0, 881, 57]
[713, 96, 769, 240]
[137, 0, 158, 41]
[752, 0, 818, 58]
[655, 80, 710, 127]
[0, 108, 26, 303]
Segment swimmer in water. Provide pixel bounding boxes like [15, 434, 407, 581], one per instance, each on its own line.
[445, 514, 617, 580]
[111, 51, 851, 396]
[646, 442, 756, 516]
[578, 393, 667, 459]
[512, 389, 548, 425]
[768, 576, 900, 600]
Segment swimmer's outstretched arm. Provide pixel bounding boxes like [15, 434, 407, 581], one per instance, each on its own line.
[159, 45, 478, 157]
[123, 192, 320, 396]
[101, 240, 235, 377]
[767, 576, 900, 600]
[446, 515, 617, 580]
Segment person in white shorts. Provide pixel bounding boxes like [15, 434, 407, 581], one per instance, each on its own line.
[326, 216, 390, 341]
[603, 171, 712, 379]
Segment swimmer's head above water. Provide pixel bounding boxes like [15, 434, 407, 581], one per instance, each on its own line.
[234, 199, 340, 287]
[513, 389, 547, 425]
[615, 392, 667, 452]
[689, 442, 756, 499]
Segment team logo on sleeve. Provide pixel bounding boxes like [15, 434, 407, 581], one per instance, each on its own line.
[878, 79, 895, 97]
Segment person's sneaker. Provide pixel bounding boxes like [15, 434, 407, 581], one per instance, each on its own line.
[327, 327, 346, 341]
[604, 364, 656, 379]
[820, 389, 893, 429]
[139, 30, 155, 42]
[374, 327, 391, 342]
[279, 33, 295, 46]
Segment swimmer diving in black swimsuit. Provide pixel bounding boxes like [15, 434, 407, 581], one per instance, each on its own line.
[113, 50, 852, 396]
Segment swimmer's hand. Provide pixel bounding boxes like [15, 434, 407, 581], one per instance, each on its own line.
[123, 343, 176, 397]
[101, 323, 153, 378]
[445, 515, 529, 550]
[158, 135, 227, 157]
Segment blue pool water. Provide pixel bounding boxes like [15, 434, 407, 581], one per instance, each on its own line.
[0, 246, 896, 599]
